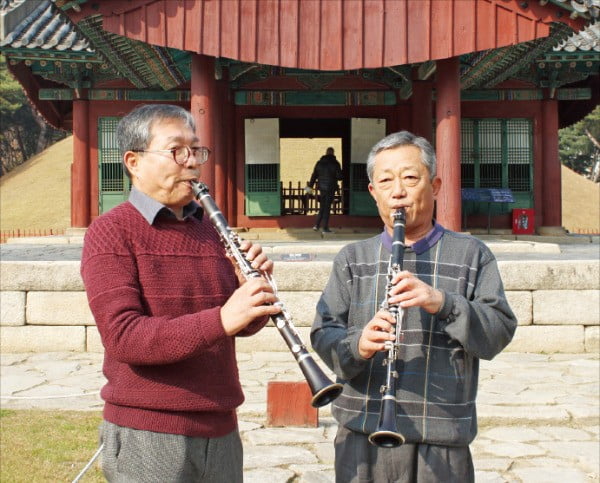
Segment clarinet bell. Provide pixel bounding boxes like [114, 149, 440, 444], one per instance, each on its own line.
[368, 429, 405, 448]
[368, 397, 405, 448]
[298, 355, 344, 407]
[309, 380, 343, 408]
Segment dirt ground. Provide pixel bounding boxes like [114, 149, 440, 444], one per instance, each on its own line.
[0, 136, 598, 234]
[561, 164, 600, 233]
[0, 136, 72, 231]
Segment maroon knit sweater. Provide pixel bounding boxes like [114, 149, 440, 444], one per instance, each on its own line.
[81, 202, 267, 437]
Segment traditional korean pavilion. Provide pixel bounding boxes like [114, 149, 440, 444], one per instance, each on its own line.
[1, 0, 598, 233]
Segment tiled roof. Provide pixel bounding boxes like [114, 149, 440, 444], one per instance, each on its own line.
[555, 21, 600, 51]
[0, 0, 26, 13]
[0, 0, 188, 90]
[460, 23, 577, 89]
[552, 0, 599, 19]
[0, 1, 90, 52]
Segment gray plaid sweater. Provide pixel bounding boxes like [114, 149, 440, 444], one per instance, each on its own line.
[310, 224, 517, 446]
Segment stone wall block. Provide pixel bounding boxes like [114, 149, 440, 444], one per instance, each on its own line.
[533, 290, 599, 325]
[0, 326, 85, 352]
[86, 326, 104, 353]
[277, 291, 321, 327]
[1, 261, 83, 291]
[499, 260, 599, 290]
[0, 291, 26, 326]
[505, 325, 585, 353]
[1, 257, 599, 354]
[505, 291, 532, 326]
[585, 326, 599, 354]
[26, 291, 95, 326]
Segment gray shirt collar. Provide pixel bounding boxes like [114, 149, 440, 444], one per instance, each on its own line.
[128, 186, 201, 225]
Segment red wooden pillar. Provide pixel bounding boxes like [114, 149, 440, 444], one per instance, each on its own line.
[71, 99, 90, 227]
[411, 67, 433, 141]
[541, 99, 562, 229]
[191, 54, 216, 193]
[435, 57, 462, 232]
[213, 74, 229, 214]
[532, 105, 544, 231]
[221, 70, 236, 223]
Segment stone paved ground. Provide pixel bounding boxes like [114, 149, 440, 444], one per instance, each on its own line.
[1, 351, 598, 482]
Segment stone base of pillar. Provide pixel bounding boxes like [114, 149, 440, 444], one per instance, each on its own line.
[537, 226, 567, 236]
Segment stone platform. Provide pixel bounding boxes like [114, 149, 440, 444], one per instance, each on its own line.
[1, 231, 598, 354]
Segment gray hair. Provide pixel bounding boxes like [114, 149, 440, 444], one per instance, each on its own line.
[366, 131, 436, 183]
[117, 104, 196, 178]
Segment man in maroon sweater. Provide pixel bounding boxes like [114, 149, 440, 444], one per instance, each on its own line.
[81, 104, 281, 482]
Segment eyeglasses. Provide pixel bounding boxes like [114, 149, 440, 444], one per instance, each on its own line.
[133, 146, 211, 165]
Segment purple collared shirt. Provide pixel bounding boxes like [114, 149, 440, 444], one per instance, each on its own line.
[381, 221, 445, 255]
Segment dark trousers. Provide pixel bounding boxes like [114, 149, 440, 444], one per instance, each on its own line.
[315, 188, 336, 229]
[100, 420, 243, 482]
[334, 425, 474, 483]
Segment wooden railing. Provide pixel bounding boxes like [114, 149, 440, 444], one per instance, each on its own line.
[280, 181, 344, 215]
[0, 228, 65, 244]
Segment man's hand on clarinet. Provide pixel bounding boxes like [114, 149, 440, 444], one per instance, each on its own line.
[233, 240, 274, 284]
[358, 271, 444, 359]
[358, 309, 397, 359]
[220, 278, 281, 336]
[387, 270, 444, 315]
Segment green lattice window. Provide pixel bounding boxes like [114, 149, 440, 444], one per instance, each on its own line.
[506, 119, 533, 192]
[98, 117, 129, 213]
[350, 164, 369, 191]
[246, 164, 279, 192]
[461, 118, 533, 210]
[461, 118, 532, 192]
[245, 164, 281, 216]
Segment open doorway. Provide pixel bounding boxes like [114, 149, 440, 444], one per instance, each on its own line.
[243, 117, 383, 218]
[279, 118, 349, 216]
[280, 138, 343, 215]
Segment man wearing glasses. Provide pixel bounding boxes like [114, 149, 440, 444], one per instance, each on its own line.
[81, 104, 281, 482]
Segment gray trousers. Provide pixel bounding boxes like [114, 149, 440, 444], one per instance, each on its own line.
[100, 420, 243, 483]
[335, 425, 474, 483]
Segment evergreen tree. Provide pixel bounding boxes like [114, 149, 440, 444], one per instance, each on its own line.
[0, 56, 25, 117]
[559, 105, 600, 182]
[0, 55, 66, 176]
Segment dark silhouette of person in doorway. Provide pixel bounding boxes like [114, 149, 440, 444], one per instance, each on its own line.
[307, 147, 343, 233]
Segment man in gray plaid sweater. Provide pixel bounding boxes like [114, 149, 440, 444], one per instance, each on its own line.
[311, 131, 517, 482]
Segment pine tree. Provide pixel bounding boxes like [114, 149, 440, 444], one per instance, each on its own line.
[0, 56, 26, 118]
[559, 106, 600, 181]
[0, 55, 66, 176]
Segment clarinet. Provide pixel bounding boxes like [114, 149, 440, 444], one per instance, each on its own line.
[368, 208, 407, 447]
[190, 181, 343, 408]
